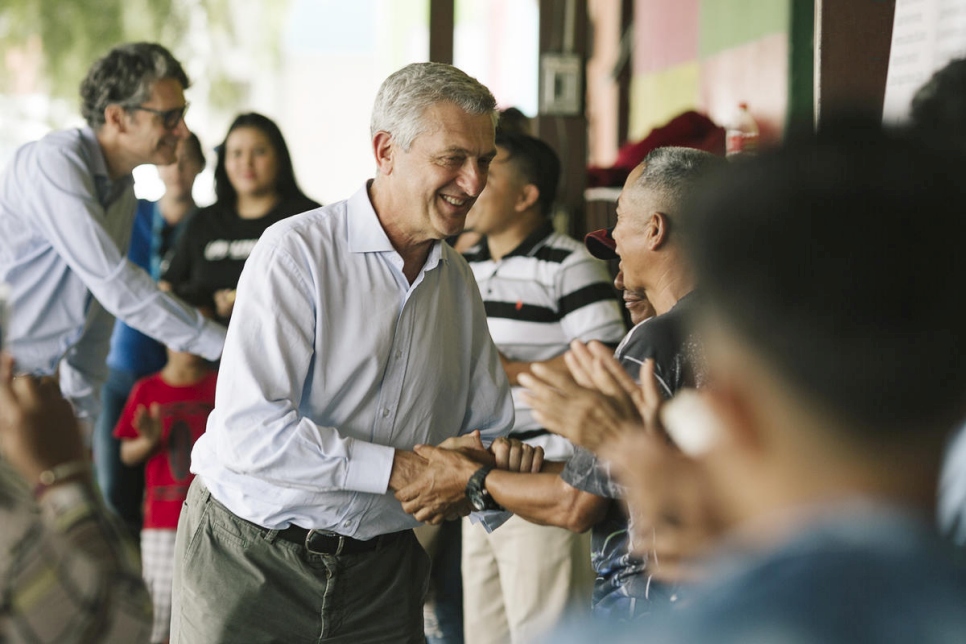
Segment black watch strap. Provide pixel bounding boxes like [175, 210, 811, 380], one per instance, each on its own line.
[465, 465, 502, 511]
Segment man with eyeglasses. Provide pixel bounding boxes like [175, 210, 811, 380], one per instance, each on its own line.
[0, 42, 225, 430]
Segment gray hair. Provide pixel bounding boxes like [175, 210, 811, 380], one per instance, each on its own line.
[79, 42, 189, 129]
[633, 146, 725, 214]
[371, 62, 497, 151]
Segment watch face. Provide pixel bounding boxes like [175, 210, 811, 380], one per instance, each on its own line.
[469, 490, 486, 512]
[466, 465, 494, 512]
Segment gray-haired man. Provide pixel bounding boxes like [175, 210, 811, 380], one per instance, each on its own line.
[171, 63, 517, 643]
[0, 42, 225, 424]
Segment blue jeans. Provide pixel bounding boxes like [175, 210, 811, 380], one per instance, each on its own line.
[92, 367, 146, 538]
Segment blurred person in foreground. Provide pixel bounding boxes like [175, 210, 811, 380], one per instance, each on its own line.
[171, 62, 528, 643]
[909, 56, 966, 556]
[539, 126, 966, 642]
[0, 353, 151, 642]
[162, 112, 319, 325]
[0, 42, 225, 427]
[94, 132, 206, 537]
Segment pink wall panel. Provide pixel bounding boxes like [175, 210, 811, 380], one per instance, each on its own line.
[633, 0, 700, 74]
[698, 32, 788, 145]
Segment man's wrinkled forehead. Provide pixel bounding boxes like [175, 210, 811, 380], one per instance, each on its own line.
[413, 104, 495, 154]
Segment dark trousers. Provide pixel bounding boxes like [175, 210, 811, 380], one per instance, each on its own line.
[92, 367, 145, 538]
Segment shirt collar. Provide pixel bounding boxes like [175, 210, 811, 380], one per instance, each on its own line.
[473, 219, 555, 261]
[80, 126, 133, 205]
[80, 127, 110, 179]
[346, 182, 444, 269]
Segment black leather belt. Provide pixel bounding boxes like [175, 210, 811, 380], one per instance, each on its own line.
[276, 526, 410, 556]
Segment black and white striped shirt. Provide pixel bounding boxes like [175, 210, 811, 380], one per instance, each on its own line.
[464, 222, 626, 459]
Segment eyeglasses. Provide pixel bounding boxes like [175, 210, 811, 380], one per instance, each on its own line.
[128, 102, 189, 130]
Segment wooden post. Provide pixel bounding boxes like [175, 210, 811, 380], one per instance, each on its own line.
[429, 0, 454, 64]
[815, 0, 896, 124]
[534, 0, 589, 238]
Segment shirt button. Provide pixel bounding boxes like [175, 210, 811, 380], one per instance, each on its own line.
[343, 520, 352, 528]
[381, 408, 390, 418]
[394, 350, 402, 359]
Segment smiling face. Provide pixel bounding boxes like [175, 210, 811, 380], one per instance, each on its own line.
[614, 268, 655, 325]
[224, 126, 280, 200]
[122, 77, 189, 166]
[382, 101, 496, 242]
[464, 145, 525, 236]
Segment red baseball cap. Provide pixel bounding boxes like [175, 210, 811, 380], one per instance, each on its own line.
[584, 227, 618, 260]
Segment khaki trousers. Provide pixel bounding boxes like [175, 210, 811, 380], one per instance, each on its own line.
[461, 514, 593, 644]
[171, 479, 430, 643]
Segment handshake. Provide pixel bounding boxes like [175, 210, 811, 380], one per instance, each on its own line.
[393, 431, 543, 525]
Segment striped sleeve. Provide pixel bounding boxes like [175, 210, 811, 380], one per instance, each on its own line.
[550, 242, 626, 345]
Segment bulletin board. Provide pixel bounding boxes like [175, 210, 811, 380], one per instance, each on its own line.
[882, 0, 966, 122]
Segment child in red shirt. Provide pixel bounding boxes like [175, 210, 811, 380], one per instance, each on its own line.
[115, 348, 217, 644]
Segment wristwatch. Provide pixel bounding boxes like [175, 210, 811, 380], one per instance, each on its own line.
[465, 465, 502, 511]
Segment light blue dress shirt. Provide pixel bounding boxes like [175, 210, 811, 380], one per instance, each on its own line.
[0, 128, 226, 420]
[192, 183, 515, 539]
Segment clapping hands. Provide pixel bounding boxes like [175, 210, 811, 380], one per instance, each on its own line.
[518, 340, 723, 583]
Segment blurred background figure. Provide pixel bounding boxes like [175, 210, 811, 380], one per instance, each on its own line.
[909, 57, 966, 155]
[161, 112, 320, 325]
[0, 353, 152, 642]
[459, 131, 625, 643]
[497, 107, 532, 136]
[450, 106, 534, 255]
[0, 42, 225, 432]
[94, 133, 206, 538]
[114, 341, 217, 644]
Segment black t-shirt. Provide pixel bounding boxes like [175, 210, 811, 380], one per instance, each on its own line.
[561, 291, 705, 618]
[163, 194, 320, 324]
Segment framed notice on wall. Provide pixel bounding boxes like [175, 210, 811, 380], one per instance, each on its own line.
[882, 0, 966, 123]
[883, 0, 966, 122]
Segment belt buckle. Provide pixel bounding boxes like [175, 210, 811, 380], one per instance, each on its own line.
[304, 529, 344, 556]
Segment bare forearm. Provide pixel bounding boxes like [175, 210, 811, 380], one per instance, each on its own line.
[541, 460, 565, 474]
[485, 470, 608, 532]
[119, 437, 158, 466]
[503, 353, 569, 386]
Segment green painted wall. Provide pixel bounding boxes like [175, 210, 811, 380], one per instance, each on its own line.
[699, 0, 792, 57]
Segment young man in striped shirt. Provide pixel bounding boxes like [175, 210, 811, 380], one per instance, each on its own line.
[458, 132, 626, 643]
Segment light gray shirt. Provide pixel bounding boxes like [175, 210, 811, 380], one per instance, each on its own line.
[0, 127, 225, 420]
[192, 183, 514, 539]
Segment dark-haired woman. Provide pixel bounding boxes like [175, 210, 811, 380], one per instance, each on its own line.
[163, 112, 319, 324]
